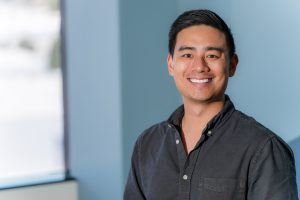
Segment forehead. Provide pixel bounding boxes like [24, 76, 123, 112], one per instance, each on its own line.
[175, 25, 227, 50]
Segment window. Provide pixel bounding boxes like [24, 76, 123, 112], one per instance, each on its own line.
[0, 0, 66, 188]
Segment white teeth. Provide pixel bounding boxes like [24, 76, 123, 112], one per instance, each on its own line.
[190, 78, 209, 83]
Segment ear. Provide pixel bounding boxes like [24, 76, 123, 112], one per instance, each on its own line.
[229, 54, 238, 77]
[167, 53, 174, 76]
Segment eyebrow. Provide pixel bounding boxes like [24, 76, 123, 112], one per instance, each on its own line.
[205, 46, 225, 52]
[177, 46, 196, 51]
[177, 46, 225, 52]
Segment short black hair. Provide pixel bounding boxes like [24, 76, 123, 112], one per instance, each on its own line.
[168, 9, 236, 57]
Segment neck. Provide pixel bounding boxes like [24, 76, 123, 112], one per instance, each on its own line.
[180, 97, 225, 154]
[183, 97, 224, 119]
[182, 97, 225, 135]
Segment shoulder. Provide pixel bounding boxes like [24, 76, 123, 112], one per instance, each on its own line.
[231, 110, 294, 156]
[232, 110, 276, 139]
[135, 120, 172, 149]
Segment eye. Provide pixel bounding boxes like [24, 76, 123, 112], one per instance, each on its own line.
[206, 54, 219, 59]
[182, 53, 193, 58]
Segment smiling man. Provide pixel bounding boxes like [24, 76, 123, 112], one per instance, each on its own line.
[124, 10, 298, 200]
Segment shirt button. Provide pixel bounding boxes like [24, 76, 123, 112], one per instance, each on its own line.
[207, 130, 212, 136]
[176, 139, 179, 144]
[183, 174, 188, 180]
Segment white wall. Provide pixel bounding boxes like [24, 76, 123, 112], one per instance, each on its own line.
[0, 180, 78, 200]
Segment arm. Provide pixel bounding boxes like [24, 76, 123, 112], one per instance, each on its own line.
[247, 136, 298, 200]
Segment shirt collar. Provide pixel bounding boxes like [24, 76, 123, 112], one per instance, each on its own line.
[167, 95, 235, 131]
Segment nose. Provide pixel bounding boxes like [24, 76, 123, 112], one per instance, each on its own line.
[191, 55, 210, 72]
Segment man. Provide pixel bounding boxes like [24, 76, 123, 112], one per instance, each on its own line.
[124, 9, 298, 200]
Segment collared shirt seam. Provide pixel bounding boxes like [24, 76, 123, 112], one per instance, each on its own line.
[248, 136, 275, 183]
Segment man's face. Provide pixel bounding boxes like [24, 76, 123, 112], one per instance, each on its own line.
[167, 25, 238, 104]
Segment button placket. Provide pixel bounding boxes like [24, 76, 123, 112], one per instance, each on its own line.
[207, 130, 212, 136]
[182, 174, 188, 180]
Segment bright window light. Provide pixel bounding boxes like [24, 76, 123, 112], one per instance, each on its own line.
[0, 0, 65, 188]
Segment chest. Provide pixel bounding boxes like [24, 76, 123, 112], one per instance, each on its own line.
[140, 132, 252, 200]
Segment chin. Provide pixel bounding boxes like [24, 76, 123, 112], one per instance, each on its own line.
[188, 94, 224, 104]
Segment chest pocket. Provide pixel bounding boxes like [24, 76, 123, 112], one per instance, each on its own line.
[198, 177, 245, 200]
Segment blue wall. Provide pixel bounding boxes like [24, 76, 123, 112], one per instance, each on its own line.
[120, 0, 180, 183]
[65, 0, 300, 199]
[65, 0, 122, 199]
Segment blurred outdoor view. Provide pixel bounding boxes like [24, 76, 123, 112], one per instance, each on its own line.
[0, 0, 65, 188]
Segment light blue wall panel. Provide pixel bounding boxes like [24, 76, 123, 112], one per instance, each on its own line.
[120, 0, 180, 183]
[65, 0, 122, 199]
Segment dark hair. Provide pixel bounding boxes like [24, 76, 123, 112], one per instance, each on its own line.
[168, 9, 236, 57]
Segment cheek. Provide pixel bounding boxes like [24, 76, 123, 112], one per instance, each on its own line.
[174, 57, 194, 68]
[213, 62, 230, 75]
[172, 63, 188, 77]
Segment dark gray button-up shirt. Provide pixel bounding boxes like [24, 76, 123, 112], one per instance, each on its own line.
[124, 96, 298, 200]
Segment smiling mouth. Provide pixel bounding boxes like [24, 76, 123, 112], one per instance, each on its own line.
[189, 78, 212, 83]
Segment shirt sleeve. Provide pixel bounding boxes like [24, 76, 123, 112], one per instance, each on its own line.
[247, 136, 298, 200]
[124, 137, 146, 200]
